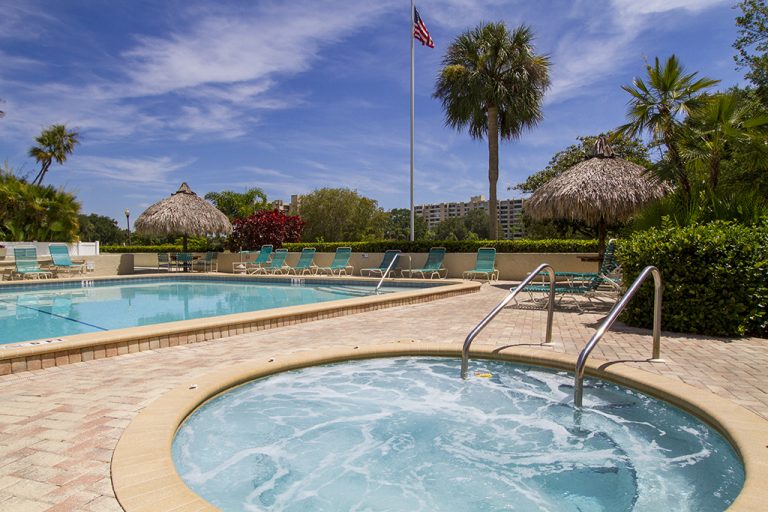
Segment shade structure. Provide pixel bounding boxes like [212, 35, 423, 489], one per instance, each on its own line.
[134, 182, 232, 252]
[525, 137, 668, 255]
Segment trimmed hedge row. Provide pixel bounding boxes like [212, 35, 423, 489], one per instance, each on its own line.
[282, 239, 598, 253]
[102, 244, 185, 253]
[618, 222, 767, 337]
[102, 239, 599, 254]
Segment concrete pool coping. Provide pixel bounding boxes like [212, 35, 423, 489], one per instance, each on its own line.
[0, 274, 479, 376]
[111, 343, 768, 512]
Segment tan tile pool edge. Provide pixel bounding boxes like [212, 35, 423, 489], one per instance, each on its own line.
[0, 279, 480, 376]
[111, 343, 768, 512]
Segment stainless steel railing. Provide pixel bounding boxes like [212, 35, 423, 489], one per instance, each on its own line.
[574, 265, 662, 407]
[374, 254, 411, 292]
[460, 263, 556, 379]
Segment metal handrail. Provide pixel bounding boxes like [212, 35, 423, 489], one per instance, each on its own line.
[460, 263, 556, 379]
[374, 254, 411, 292]
[574, 265, 662, 407]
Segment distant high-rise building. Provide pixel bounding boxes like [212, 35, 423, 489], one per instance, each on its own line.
[272, 195, 302, 215]
[415, 195, 525, 239]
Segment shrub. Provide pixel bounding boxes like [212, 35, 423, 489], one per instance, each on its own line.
[102, 244, 185, 253]
[618, 222, 767, 337]
[227, 209, 304, 251]
[282, 239, 598, 253]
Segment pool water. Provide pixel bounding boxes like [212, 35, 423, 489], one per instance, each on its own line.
[0, 278, 412, 345]
[173, 358, 744, 512]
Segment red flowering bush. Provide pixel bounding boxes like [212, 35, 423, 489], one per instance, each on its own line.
[227, 209, 304, 251]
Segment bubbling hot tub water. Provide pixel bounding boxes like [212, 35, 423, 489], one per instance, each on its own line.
[172, 358, 744, 511]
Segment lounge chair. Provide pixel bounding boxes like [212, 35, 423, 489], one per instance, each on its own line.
[522, 273, 608, 311]
[175, 252, 194, 272]
[244, 245, 274, 273]
[316, 247, 354, 276]
[554, 239, 620, 283]
[284, 248, 317, 275]
[249, 249, 289, 275]
[194, 252, 218, 272]
[403, 247, 446, 279]
[48, 244, 86, 275]
[157, 252, 172, 271]
[462, 247, 499, 281]
[360, 250, 401, 277]
[13, 247, 53, 279]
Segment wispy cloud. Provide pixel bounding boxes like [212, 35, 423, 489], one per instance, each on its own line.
[68, 155, 195, 185]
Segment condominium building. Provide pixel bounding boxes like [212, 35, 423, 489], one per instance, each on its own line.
[271, 195, 302, 215]
[415, 195, 525, 239]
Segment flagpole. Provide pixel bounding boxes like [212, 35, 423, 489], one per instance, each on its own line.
[409, 0, 415, 242]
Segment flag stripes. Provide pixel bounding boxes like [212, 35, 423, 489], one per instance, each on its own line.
[414, 8, 434, 48]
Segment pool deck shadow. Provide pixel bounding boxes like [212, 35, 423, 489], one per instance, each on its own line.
[0, 280, 765, 511]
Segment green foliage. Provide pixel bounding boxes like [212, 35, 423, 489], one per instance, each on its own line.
[0, 173, 80, 242]
[299, 188, 387, 242]
[618, 222, 768, 337]
[283, 239, 598, 254]
[102, 244, 187, 253]
[384, 209, 428, 240]
[618, 55, 719, 196]
[734, 0, 768, 101]
[431, 210, 490, 240]
[78, 214, 126, 244]
[433, 217, 468, 240]
[28, 124, 80, 186]
[515, 133, 652, 193]
[204, 188, 269, 219]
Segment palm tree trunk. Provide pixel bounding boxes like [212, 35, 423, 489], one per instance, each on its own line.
[32, 160, 51, 186]
[487, 105, 499, 239]
[664, 136, 690, 201]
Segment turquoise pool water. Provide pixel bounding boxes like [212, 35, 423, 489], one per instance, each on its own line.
[0, 278, 423, 345]
[173, 358, 744, 512]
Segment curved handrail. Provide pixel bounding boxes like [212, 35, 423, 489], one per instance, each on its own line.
[460, 263, 556, 379]
[574, 265, 662, 407]
[375, 254, 411, 292]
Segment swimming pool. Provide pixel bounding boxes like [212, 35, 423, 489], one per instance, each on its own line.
[173, 357, 744, 511]
[0, 276, 441, 345]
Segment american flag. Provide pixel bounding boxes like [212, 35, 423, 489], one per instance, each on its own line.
[413, 8, 434, 48]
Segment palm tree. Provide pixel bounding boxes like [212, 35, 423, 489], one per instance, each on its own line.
[434, 23, 550, 239]
[28, 124, 80, 186]
[680, 92, 768, 191]
[618, 55, 719, 199]
[204, 188, 269, 219]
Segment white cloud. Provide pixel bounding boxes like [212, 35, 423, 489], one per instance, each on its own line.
[68, 155, 195, 185]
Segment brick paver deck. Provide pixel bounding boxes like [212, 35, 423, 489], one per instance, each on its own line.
[0, 282, 765, 511]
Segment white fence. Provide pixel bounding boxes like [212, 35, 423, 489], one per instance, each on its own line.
[0, 241, 100, 257]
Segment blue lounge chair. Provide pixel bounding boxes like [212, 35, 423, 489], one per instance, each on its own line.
[316, 247, 354, 276]
[522, 273, 608, 311]
[462, 247, 499, 281]
[13, 247, 53, 279]
[554, 239, 620, 283]
[360, 250, 401, 277]
[403, 247, 446, 279]
[175, 252, 194, 272]
[285, 248, 317, 275]
[48, 244, 86, 275]
[244, 245, 274, 273]
[194, 252, 218, 272]
[157, 252, 172, 271]
[249, 249, 289, 275]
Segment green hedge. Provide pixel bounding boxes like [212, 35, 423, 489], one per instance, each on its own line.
[102, 244, 185, 253]
[618, 222, 767, 337]
[102, 239, 598, 254]
[282, 239, 598, 253]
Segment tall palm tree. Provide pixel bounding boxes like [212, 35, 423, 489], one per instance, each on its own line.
[618, 55, 718, 199]
[434, 23, 550, 239]
[204, 188, 269, 219]
[28, 124, 80, 186]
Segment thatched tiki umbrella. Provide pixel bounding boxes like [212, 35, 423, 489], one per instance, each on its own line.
[525, 137, 668, 256]
[134, 182, 232, 255]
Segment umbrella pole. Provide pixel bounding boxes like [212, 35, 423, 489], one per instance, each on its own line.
[597, 218, 607, 262]
[182, 234, 189, 272]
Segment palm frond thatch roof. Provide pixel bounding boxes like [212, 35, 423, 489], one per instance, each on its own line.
[134, 182, 232, 237]
[525, 138, 668, 225]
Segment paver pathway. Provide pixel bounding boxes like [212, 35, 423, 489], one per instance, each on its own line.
[0, 282, 765, 511]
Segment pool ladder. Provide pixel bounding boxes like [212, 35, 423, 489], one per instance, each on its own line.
[460, 264, 663, 408]
[460, 263, 556, 379]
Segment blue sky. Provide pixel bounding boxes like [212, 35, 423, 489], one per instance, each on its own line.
[0, 0, 746, 223]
